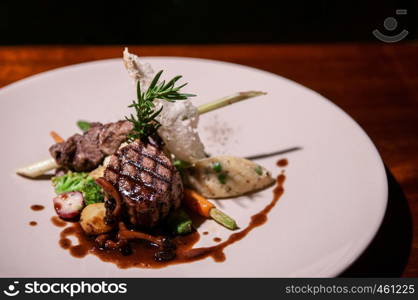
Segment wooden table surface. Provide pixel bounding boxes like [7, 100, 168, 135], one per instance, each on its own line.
[0, 44, 417, 277]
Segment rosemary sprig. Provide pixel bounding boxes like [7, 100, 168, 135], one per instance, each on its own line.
[125, 70, 195, 141]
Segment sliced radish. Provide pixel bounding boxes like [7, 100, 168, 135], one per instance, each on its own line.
[53, 191, 84, 220]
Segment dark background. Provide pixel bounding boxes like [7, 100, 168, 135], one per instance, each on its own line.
[0, 0, 417, 44]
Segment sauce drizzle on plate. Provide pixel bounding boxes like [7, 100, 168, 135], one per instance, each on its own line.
[277, 159, 288, 167]
[51, 216, 67, 227]
[31, 205, 45, 211]
[58, 159, 287, 268]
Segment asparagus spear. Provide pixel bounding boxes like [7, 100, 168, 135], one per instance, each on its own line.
[166, 208, 193, 235]
[209, 208, 238, 231]
[198, 91, 266, 115]
[16, 158, 58, 178]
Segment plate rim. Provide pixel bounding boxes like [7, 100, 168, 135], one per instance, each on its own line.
[0, 56, 388, 277]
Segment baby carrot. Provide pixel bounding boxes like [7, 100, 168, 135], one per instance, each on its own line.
[50, 131, 64, 143]
[184, 189, 214, 218]
[183, 189, 238, 230]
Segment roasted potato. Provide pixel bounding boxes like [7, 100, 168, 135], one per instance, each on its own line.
[80, 203, 113, 235]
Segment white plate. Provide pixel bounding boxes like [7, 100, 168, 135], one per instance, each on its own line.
[0, 57, 387, 277]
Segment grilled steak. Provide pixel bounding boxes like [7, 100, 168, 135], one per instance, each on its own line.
[49, 121, 133, 172]
[104, 140, 183, 228]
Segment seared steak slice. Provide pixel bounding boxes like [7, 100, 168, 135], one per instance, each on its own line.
[49, 121, 133, 172]
[99, 121, 134, 156]
[72, 124, 103, 171]
[104, 140, 183, 228]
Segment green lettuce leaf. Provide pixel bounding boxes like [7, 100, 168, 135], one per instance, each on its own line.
[52, 172, 103, 205]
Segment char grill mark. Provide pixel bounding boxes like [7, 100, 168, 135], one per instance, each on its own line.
[104, 140, 182, 228]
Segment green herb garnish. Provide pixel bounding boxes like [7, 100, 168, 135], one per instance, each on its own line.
[173, 159, 192, 171]
[166, 209, 193, 235]
[125, 70, 195, 141]
[212, 162, 222, 173]
[217, 173, 227, 184]
[254, 166, 263, 175]
[77, 120, 91, 132]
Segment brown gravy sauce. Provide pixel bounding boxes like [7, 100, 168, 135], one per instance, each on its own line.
[29, 221, 37, 226]
[51, 216, 67, 227]
[31, 205, 45, 211]
[277, 158, 288, 167]
[213, 237, 222, 243]
[59, 160, 287, 268]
